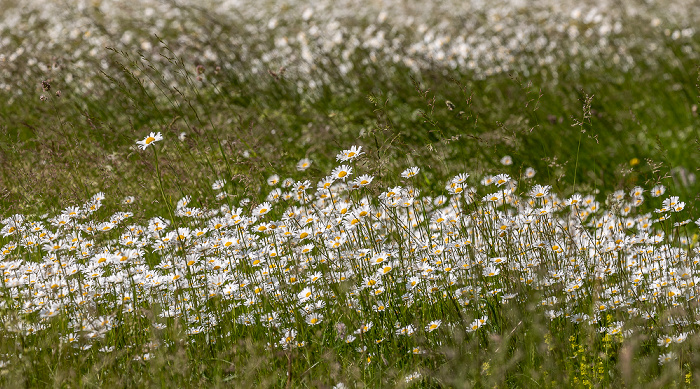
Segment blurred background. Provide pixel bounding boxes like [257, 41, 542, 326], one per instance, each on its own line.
[0, 0, 698, 215]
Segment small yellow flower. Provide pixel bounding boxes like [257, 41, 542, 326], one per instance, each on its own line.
[630, 157, 640, 166]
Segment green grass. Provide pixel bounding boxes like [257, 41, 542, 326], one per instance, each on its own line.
[1, 0, 700, 387]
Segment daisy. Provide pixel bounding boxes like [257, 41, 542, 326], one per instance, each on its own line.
[481, 175, 494, 186]
[494, 173, 511, 187]
[658, 352, 676, 365]
[630, 186, 644, 197]
[467, 316, 487, 332]
[296, 228, 312, 240]
[62, 206, 81, 219]
[356, 322, 373, 334]
[63, 333, 79, 343]
[569, 313, 589, 324]
[378, 263, 393, 275]
[651, 184, 665, 197]
[136, 132, 163, 150]
[405, 372, 422, 383]
[267, 174, 280, 186]
[434, 195, 447, 206]
[282, 178, 294, 188]
[253, 202, 272, 216]
[370, 252, 388, 264]
[446, 182, 464, 194]
[492, 257, 507, 265]
[523, 167, 536, 179]
[353, 174, 374, 187]
[483, 192, 504, 202]
[306, 312, 323, 325]
[529, 184, 551, 198]
[294, 180, 311, 192]
[401, 167, 420, 179]
[212, 179, 226, 190]
[674, 333, 689, 344]
[177, 195, 191, 209]
[483, 266, 500, 277]
[298, 287, 313, 302]
[500, 155, 513, 165]
[396, 325, 416, 336]
[567, 194, 583, 206]
[297, 158, 312, 171]
[426, 320, 441, 332]
[336, 145, 364, 162]
[331, 165, 353, 180]
[266, 188, 282, 202]
[317, 176, 334, 191]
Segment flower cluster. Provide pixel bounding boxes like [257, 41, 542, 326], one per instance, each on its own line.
[2, 0, 697, 102]
[1, 145, 698, 373]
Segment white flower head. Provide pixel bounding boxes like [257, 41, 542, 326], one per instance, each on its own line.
[331, 165, 353, 181]
[297, 158, 312, 171]
[651, 184, 666, 197]
[401, 167, 420, 179]
[523, 167, 536, 179]
[267, 174, 280, 186]
[425, 320, 442, 332]
[212, 179, 226, 190]
[336, 145, 364, 162]
[529, 184, 551, 198]
[136, 132, 163, 150]
[658, 352, 676, 365]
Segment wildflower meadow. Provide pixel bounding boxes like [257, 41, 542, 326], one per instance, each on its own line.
[1, 0, 699, 387]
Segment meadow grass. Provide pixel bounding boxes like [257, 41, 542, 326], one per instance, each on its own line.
[1, 0, 700, 387]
